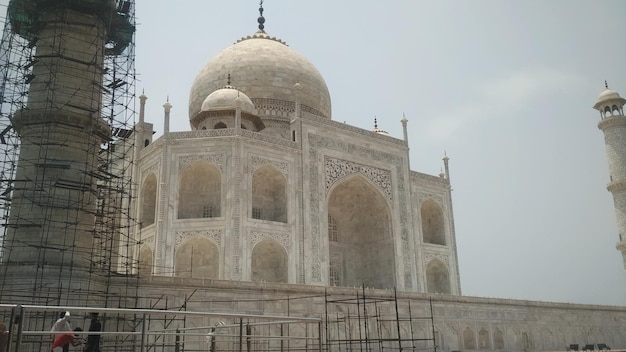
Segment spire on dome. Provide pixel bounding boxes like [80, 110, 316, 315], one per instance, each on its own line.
[258, 0, 266, 32]
[606, 80, 609, 89]
[227, 73, 231, 86]
[374, 117, 378, 129]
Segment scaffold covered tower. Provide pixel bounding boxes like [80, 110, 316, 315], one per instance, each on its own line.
[0, 0, 138, 307]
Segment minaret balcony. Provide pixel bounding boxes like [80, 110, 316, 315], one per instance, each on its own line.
[598, 114, 626, 131]
[607, 181, 626, 192]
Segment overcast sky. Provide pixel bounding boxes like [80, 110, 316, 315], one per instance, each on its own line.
[5, 1, 626, 306]
[135, 0, 626, 306]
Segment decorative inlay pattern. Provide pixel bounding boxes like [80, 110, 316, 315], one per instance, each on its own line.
[417, 193, 445, 208]
[250, 155, 289, 177]
[308, 133, 412, 287]
[240, 130, 298, 148]
[179, 154, 225, 172]
[175, 229, 223, 249]
[169, 129, 236, 139]
[250, 230, 290, 251]
[423, 252, 449, 265]
[325, 157, 392, 201]
[143, 236, 155, 247]
[142, 163, 159, 180]
[411, 171, 448, 184]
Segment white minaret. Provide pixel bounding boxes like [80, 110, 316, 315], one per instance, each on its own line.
[593, 82, 626, 269]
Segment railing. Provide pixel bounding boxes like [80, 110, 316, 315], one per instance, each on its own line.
[0, 304, 322, 352]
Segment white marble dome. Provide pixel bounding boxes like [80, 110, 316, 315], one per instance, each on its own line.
[594, 87, 626, 111]
[189, 31, 331, 125]
[201, 86, 256, 115]
[598, 88, 622, 102]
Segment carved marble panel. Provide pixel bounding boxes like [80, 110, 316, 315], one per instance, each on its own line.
[250, 230, 290, 251]
[179, 154, 225, 172]
[175, 229, 223, 249]
[325, 156, 392, 201]
[250, 155, 289, 177]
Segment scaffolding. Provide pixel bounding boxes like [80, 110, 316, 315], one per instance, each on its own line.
[0, 289, 437, 352]
[0, 0, 140, 309]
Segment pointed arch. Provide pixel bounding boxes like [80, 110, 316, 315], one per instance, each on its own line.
[463, 327, 476, 350]
[138, 245, 153, 277]
[251, 239, 288, 283]
[178, 161, 221, 219]
[494, 328, 504, 349]
[478, 328, 491, 349]
[426, 259, 451, 294]
[421, 199, 446, 245]
[140, 173, 157, 227]
[327, 174, 395, 289]
[214, 122, 227, 129]
[251, 165, 287, 222]
[175, 237, 220, 278]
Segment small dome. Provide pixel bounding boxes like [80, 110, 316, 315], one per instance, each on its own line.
[594, 87, 626, 110]
[598, 88, 621, 101]
[201, 86, 256, 115]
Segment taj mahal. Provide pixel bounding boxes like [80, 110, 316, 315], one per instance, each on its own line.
[0, 1, 625, 351]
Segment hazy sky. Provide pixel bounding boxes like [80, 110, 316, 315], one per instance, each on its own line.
[4, 1, 626, 306]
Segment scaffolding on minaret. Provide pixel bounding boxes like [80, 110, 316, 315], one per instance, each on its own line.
[0, 0, 140, 309]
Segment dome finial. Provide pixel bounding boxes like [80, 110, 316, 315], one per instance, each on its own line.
[227, 73, 231, 86]
[374, 117, 378, 129]
[258, 0, 266, 32]
[606, 80, 609, 89]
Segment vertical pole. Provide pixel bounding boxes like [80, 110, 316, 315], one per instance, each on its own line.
[239, 319, 243, 352]
[5, 306, 16, 352]
[13, 306, 23, 352]
[175, 328, 180, 352]
[141, 313, 147, 352]
[394, 288, 402, 350]
[246, 324, 251, 352]
[280, 323, 284, 352]
[429, 298, 437, 352]
[318, 322, 322, 352]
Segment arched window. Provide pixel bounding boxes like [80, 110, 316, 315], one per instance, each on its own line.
[138, 245, 153, 276]
[426, 259, 451, 294]
[421, 199, 446, 245]
[214, 122, 227, 129]
[251, 166, 287, 222]
[251, 239, 288, 283]
[328, 215, 338, 242]
[478, 328, 491, 349]
[494, 328, 504, 349]
[463, 327, 476, 350]
[144, 139, 150, 147]
[175, 237, 219, 278]
[140, 174, 157, 227]
[178, 161, 221, 219]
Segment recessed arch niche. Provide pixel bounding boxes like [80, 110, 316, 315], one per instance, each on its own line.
[138, 245, 153, 277]
[426, 259, 451, 294]
[421, 199, 446, 245]
[178, 161, 221, 219]
[251, 166, 287, 222]
[175, 237, 219, 279]
[251, 239, 288, 283]
[140, 173, 157, 226]
[327, 175, 394, 289]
